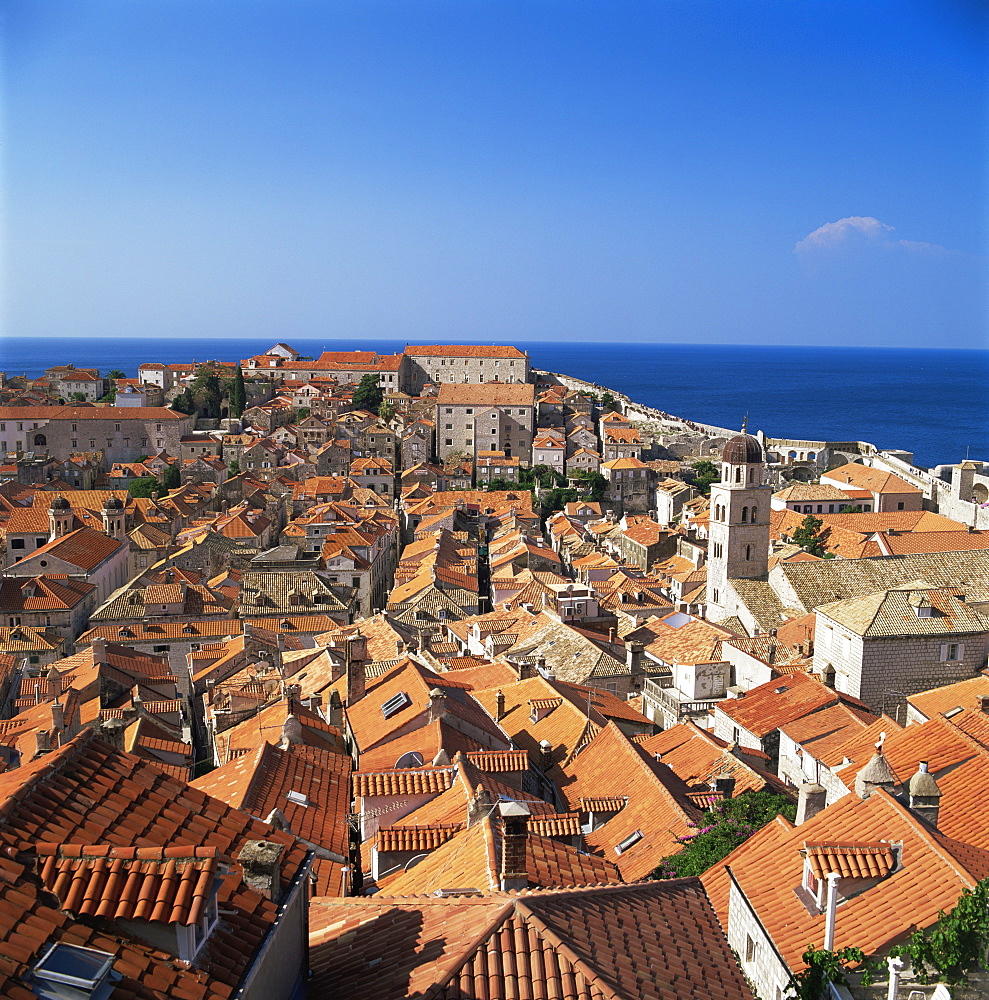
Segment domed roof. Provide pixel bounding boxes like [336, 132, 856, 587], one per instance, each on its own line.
[104, 496, 124, 510]
[722, 433, 763, 464]
[49, 496, 70, 511]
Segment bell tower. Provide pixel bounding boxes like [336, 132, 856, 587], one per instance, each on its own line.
[101, 495, 126, 540]
[48, 496, 73, 541]
[706, 428, 771, 622]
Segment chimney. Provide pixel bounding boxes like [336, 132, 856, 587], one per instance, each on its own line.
[327, 689, 343, 729]
[854, 738, 896, 800]
[822, 872, 841, 951]
[495, 690, 506, 721]
[908, 761, 942, 829]
[50, 701, 64, 733]
[395, 639, 404, 657]
[46, 665, 62, 700]
[428, 687, 448, 724]
[280, 713, 304, 747]
[608, 627, 616, 643]
[498, 801, 531, 891]
[238, 840, 285, 903]
[538, 739, 554, 771]
[99, 717, 126, 751]
[714, 775, 736, 799]
[979, 695, 989, 715]
[91, 638, 107, 664]
[345, 637, 366, 705]
[795, 782, 827, 825]
[467, 784, 495, 828]
[34, 730, 51, 756]
[626, 641, 644, 675]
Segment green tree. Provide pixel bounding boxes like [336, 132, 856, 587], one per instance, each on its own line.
[600, 392, 617, 411]
[353, 373, 383, 413]
[159, 464, 181, 490]
[650, 790, 797, 879]
[70, 392, 87, 402]
[792, 514, 827, 556]
[192, 371, 223, 418]
[296, 407, 311, 420]
[128, 475, 159, 499]
[690, 459, 721, 496]
[227, 459, 241, 479]
[377, 399, 396, 422]
[171, 387, 195, 415]
[106, 370, 126, 380]
[571, 470, 607, 501]
[228, 368, 248, 418]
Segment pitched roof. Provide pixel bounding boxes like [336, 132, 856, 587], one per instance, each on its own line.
[816, 585, 989, 637]
[823, 463, 922, 494]
[715, 672, 869, 739]
[701, 789, 989, 973]
[0, 730, 308, 999]
[406, 344, 527, 359]
[435, 382, 536, 406]
[907, 675, 989, 722]
[377, 814, 621, 894]
[558, 723, 701, 881]
[309, 879, 755, 1000]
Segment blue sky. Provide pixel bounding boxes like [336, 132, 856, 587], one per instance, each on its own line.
[3, 0, 986, 347]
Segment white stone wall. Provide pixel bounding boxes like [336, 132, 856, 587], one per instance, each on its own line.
[712, 706, 764, 751]
[727, 878, 793, 1000]
[814, 612, 988, 716]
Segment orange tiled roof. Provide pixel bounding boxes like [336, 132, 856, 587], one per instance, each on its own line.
[702, 788, 989, 974]
[310, 879, 755, 1000]
[803, 841, 896, 880]
[36, 844, 219, 925]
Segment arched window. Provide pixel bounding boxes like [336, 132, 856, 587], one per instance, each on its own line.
[745, 544, 751, 560]
[33, 434, 46, 447]
[751, 506, 758, 522]
[749, 468, 755, 482]
[735, 467, 741, 483]
[741, 506, 748, 523]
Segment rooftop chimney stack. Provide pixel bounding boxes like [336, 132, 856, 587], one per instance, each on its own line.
[626, 641, 644, 675]
[467, 784, 495, 828]
[538, 739, 554, 771]
[428, 687, 448, 724]
[50, 701, 64, 733]
[795, 782, 827, 825]
[46, 666, 62, 700]
[345, 635, 366, 705]
[238, 840, 285, 903]
[714, 775, 736, 800]
[90, 638, 107, 665]
[280, 713, 304, 747]
[908, 760, 942, 829]
[854, 735, 896, 800]
[498, 801, 531, 892]
[495, 690, 506, 721]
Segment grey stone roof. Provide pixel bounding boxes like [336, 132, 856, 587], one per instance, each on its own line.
[240, 570, 349, 614]
[771, 550, 989, 615]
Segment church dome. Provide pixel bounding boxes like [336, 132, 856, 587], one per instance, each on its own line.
[49, 496, 70, 511]
[722, 434, 763, 464]
[104, 496, 124, 511]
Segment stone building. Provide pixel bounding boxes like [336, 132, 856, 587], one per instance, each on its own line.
[812, 584, 989, 716]
[402, 344, 530, 395]
[435, 382, 536, 465]
[705, 432, 772, 623]
[0, 406, 192, 463]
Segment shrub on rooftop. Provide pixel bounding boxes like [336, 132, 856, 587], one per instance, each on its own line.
[649, 789, 797, 879]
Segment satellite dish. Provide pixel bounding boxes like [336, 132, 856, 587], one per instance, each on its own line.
[395, 751, 424, 769]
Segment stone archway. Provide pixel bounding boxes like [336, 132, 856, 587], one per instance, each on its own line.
[972, 482, 989, 505]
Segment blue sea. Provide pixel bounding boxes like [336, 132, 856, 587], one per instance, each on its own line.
[2, 336, 986, 471]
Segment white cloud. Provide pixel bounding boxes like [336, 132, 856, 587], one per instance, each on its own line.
[794, 216, 946, 256]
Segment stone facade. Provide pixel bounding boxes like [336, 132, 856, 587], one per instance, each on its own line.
[435, 383, 536, 465]
[403, 345, 530, 395]
[812, 614, 989, 718]
[0, 407, 192, 463]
